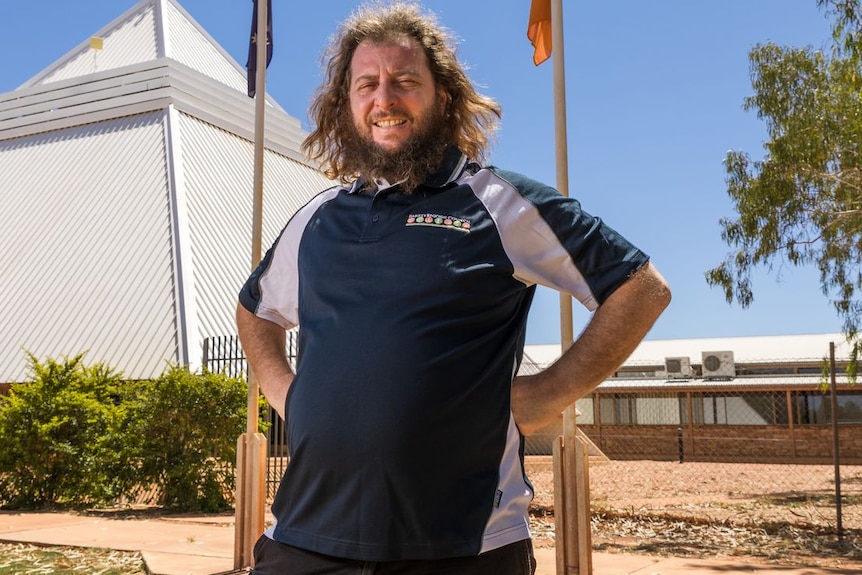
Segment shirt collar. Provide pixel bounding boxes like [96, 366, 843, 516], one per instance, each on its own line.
[423, 146, 469, 188]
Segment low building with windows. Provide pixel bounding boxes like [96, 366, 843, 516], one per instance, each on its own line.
[522, 333, 861, 463]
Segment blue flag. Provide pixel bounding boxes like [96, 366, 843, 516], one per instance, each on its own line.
[246, 0, 273, 98]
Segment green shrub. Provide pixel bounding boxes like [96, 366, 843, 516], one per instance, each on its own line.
[0, 353, 129, 508]
[0, 355, 262, 513]
[124, 366, 249, 512]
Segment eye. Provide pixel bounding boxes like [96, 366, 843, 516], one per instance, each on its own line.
[354, 80, 377, 94]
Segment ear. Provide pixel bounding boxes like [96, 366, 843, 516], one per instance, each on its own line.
[437, 86, 451, 107]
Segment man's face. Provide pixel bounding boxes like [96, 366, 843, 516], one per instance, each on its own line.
[348, 37, 444, 153]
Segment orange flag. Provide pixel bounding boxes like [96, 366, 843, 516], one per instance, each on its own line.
[527, 0, 552, 66]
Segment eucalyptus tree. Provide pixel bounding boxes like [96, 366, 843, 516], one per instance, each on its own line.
[707, 1, 862, 366]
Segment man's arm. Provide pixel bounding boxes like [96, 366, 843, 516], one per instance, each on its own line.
[236, 303, 295, 420]
[511, 262, 671, 436]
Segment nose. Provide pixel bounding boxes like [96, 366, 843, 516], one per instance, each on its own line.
[374, 81, 396, 109]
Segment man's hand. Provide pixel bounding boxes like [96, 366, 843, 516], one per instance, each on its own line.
[236, 304, 295, 419]
[511, 262, 671, 436]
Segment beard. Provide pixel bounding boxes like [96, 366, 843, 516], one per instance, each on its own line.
[341, 104, 451, 194]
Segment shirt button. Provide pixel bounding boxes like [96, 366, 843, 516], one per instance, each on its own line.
[372, 215, 380, 222]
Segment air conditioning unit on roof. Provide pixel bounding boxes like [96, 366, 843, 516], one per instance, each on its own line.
[664, 356, 692, 379]
[701, 350, 735, 380]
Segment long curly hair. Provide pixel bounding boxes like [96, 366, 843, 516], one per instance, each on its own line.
[302, 1, 502, 183]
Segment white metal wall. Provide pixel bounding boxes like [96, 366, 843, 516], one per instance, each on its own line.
[176, 112, 332, 355]
[0, 112, 181, 382]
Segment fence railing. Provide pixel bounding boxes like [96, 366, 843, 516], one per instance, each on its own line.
[203, 336, 860, 541]
[203, 333, 296, 498]
[525, 388, 862, 463]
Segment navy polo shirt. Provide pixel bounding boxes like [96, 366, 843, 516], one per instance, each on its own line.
[239, 147, 648, 562]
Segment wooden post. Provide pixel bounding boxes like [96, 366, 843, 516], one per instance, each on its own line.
[574, 437, 592, 571]
[554, 412, 593, 575]
[234, 432, 267, 569]
[547, 0, 592, 571]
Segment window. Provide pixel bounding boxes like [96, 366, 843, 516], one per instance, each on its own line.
[575, 397, 594, 424]
[598, 393, 683, 425]
[690, 392, 788, 425]
[600, 394, 637, 424]
[794, 391, 862, 424]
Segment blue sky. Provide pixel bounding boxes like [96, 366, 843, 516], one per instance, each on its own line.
[0, 0, 845, 344]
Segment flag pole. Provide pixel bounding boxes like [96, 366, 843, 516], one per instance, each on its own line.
[549, 0, 593, 573]
[551, 9, 572, 350]
[235, 0, 269, 569]
[248, 0, 268, 437]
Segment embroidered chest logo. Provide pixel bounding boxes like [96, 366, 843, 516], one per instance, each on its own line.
[406, 213, 472, 233]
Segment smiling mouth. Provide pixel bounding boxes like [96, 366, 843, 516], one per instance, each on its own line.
[373, 118, 407, 128]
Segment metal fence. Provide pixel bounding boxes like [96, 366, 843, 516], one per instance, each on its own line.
[203, 336, 860, 540]
[203, 333, 297, 499]
[526, 388, 862, 463]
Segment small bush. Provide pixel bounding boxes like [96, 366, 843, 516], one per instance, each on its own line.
[0, 355, 261, 513]
[124, 366, 249, 512]
[0, 353, 129, 508]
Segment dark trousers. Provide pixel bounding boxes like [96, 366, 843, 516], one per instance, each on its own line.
[251, 535, 537, 575]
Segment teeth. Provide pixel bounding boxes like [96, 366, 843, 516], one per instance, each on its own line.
[375, 119, 405, 127]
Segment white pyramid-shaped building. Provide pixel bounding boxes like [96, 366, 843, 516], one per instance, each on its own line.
[0, 0, 332, 383]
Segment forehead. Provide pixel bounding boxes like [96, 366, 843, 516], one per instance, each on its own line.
[349, 37, 431, 77]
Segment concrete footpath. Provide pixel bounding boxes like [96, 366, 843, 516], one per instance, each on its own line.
[0, 511, 859, 575]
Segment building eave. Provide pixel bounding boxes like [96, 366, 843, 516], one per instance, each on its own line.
[0, 58, 318, 169]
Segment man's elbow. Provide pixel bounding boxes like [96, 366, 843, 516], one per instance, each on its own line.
[655, 266, 672, 300]
[630, 262, 672, 321]
[644, 270, 671, 335]
[650, 267, 672, 311]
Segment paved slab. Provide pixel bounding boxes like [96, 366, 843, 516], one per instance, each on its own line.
[0, 511, 234, 575]
[141, 550, 234, 575]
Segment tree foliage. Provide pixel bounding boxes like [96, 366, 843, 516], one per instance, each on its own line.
[706, 1, 862, 347]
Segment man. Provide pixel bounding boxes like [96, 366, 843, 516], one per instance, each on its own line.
[237, 2, 671, 573]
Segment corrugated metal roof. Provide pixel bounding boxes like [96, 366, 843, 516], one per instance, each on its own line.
[593, 374, 851, 392]
[0, 0, 332, 382]
[520, 334, 852, 392]
[24, 2, 160, 88]
[625, 333, 850, 364]
[525, 332, 851, 369]
[21, 0, 283, 114]
[164, 0, 251, 101]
